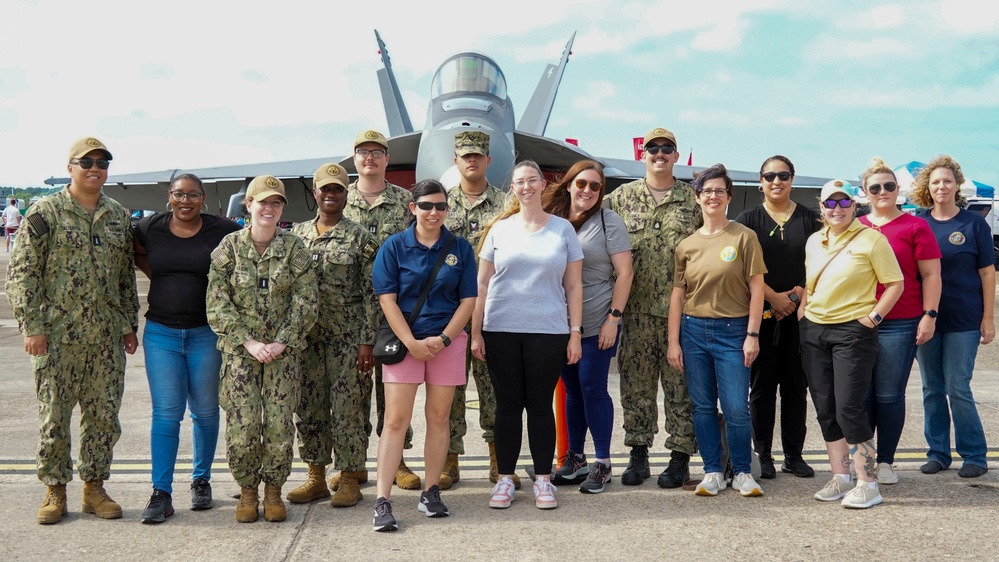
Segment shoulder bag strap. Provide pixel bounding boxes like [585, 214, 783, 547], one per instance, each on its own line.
[807, 227, 867, 296]
[406, 234, 456, 326]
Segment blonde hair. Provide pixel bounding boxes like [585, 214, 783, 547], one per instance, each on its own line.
[475, 160, 541, 255]
[910, 155, 966, 208]
[860, 157, 896, 189]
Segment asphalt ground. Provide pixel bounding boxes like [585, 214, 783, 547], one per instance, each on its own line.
[0, 251, 997, 561]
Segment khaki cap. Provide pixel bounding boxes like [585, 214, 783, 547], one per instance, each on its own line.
[314, 163, 349, 189]
[68, 136, 113, 161]
[643, 127, 677, 148]
[455, 131, 490, 156]
[246, 175, 288, 204]
[353, 129, 389, 150]
[820, 179, 855, 201]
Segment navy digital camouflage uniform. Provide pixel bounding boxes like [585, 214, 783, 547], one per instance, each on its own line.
[6, 188, 139, 486]
[290, 218, 378, 472]
[443, 183, 505, 453]
[207, 228, 317, 488]
[343, 179, 413, 448]
[604, 178, 702, 455]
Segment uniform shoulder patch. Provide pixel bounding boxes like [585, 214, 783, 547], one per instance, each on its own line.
[362, 239, 378, 260]
[26, 214, 49, 237]
[291, 249, 311, 274]
[211, 240, 233, 269]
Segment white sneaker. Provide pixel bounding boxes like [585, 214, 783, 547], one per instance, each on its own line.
[841, 481, 883, 509]
[533, 479, 558, 509]
[732, 472, 764, 497]
[694, 472, 727, 496]
[489, 477, 515, 509]
[814, 477, 853, 501]
[877, 463, 899, 485]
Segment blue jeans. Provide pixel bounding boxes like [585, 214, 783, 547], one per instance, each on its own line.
[916, 330, 988, 468]
[561, 328, 620, 459]
[143, 320, 223, 493]
[681, 315, 752, 475]
[865, 317, 919, 464]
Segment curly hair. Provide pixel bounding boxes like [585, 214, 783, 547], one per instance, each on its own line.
[859, 157, 896, 190]
[910, 155, 966, 208]
[541, 159, 605, 230]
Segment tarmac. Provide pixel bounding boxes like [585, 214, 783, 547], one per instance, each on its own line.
[0, 251, 997, 561]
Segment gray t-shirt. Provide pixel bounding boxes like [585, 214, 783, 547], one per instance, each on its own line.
[480, 214, 584, 334]
[578, 209, 632, 336]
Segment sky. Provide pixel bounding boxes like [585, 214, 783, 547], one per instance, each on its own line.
[1, 0, 997, 188]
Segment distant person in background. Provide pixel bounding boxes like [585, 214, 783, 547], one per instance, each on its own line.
[133, 173, 241, 523]
[4, 198, 20, 251]
[911, 155, 992, 478]
[857, 158, 941, 485]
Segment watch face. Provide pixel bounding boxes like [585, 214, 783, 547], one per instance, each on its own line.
[610, 309, 623, 318]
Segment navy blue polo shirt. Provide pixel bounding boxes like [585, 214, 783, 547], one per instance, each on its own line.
[372, 224, 478, 339]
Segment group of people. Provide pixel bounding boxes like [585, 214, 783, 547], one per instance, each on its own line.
[7, 130, 991, 531]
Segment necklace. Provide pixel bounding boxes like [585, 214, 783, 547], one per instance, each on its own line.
[763, 201, 794, 240]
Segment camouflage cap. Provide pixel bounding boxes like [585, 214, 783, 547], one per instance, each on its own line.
[353, 129, 389, 150]
[643, 127, 677, 148]
[68, 136, 113, 161]
[820, 179, 855, 202]
[246, 175, 288, 204]
[314, 163, 349, 190]
[455, 131, 490, 156]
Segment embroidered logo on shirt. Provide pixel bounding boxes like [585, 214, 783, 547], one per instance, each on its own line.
[720, 246, 738, 262]
[949, 232, 966, 245]
[445, 254, 458, 266]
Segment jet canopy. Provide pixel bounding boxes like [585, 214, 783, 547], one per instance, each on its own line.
[431, 54, 507, 100]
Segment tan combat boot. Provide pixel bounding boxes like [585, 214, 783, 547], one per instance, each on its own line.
[395, 459, 422, 490]
[438, 453, 460, 490]
[488, 443, 521, 489]
[328, 468, 369, 492]
[286, 465, 330, 504]
[37, 484, 67, 525]
[236, 486, 259, 523]
[263, 483, 286, 522]
[81, 480, 122, 519]
[330, 471, 364, 507]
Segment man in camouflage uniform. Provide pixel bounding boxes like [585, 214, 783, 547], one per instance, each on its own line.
[207, 175, 317, 522]
[340, 130, 421, 490]
[287, 163, 379, 508]
[7, 137, 139, 524]
[603, 127, 702, 489]
[440, 131, 514, 489]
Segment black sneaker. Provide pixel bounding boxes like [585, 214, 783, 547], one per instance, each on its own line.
[553, 451, 589, 484]
[958, 464, 988, 478]
[620, 446, 650, 486]
[190, 478, 214, 510]
[657, 451, 690, 489]
[921, 459, 946, 474]
[373, 497, 398, 532]
[417, 485, 449, 517]
[141, 489, 174, 524]
[759, 454, 777, 479]
[579, 461, 612, 494]
[781, 455, 815, 478]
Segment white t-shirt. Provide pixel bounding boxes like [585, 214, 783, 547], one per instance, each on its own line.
[3, 205, 20, 228]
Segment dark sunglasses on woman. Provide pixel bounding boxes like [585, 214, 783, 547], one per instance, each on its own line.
[822, 199, 853, 209]
[867, 182, 897, 195]
[415, 201, 448, 211]
[762, 172, 791, 182]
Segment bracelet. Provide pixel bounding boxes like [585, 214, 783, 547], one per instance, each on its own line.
[605, 319, 621, 325]
[746, 332, 760, 338]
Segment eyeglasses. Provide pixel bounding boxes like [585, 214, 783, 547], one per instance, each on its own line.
[70, 158, 110, 170]
[644, 144, 676, 156]
[355, 148, 387, 159]
[867, 182, 897, 195]
[317, 184, 345, 193]
[574, 178, 603, 192]
[415, 201, 448, 211]
[698, 189, 728, 197]
[170, 191, 203, 202]
[822, 198, 853, 209]
[762, 172, 791, 182]
[512, 177, 544, 188]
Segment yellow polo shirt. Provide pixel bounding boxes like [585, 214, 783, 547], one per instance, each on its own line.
[803, 219, 903, 324]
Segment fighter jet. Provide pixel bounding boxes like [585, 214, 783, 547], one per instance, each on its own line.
[48, 30, 830, 221]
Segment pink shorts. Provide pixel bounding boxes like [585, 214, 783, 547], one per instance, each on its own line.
[382, 331, 468, 386]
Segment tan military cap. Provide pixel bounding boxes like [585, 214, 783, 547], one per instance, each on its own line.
[314, 163, 349, 190]
[643, 127, 677, 148]
[246, 175, 288, 204]
[455, 131, 490, 156]
[68, 136, 113, 161]
[353, 129, 389, 150]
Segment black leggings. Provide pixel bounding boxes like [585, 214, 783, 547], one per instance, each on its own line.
[483, 331, 569, 476]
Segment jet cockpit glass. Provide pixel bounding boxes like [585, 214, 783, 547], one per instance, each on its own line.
[432, 54, 507, 100]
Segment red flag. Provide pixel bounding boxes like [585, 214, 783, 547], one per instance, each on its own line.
[633, 137, 644, 160]
[687, 149, 693, 166]
[565, 138, 578, 146]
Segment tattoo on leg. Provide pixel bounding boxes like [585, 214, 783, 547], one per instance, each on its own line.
[839, 453, 851, 471]
[849, 445, 858, 455]
[854, 440, 877, 479]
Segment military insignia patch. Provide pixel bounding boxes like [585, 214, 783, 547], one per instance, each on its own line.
[445, 254, 458, 266]
[86, 138, 102, 148]
[210, 243, 232, 268]
[327, 165, 339, 176]
[265, 177, 279, 188]
[720, 246, 738, 262]
[365, 131, 379, 140]
[26, 214, 49, 237]
[948, 232, 966, 245]
[652, 128, 667, 136]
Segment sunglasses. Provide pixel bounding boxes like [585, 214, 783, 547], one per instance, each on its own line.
[574, 178, 603, 192]
[415, 201, 448, 211]
[867, 182, 897, 195]
[644, 144, 676, 155]
[71, 157, 110, 170]
[822, 198, 854, 209]
[317, 184, 345, 193]
[762, 171, 791, 182]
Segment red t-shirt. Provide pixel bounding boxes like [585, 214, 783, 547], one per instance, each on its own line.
[859, 213, 942, 319]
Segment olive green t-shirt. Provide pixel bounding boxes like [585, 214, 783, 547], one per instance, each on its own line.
[674, 221, 767, 318]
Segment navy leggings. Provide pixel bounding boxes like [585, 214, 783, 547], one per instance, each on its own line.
[561, 331, 619, 459]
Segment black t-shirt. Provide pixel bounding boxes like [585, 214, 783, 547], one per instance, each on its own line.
[734, 203, 822, 299]
[135, 212, 242, 328]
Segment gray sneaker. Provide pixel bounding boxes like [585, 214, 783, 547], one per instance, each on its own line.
[814, 477, 853, 502]
[373, 497, 398, 532]
[553, 451, 589, 483]
[579, 462, 612, 494]
[841, 482, 883, 509]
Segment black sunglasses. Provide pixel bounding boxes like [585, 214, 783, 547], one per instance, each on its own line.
[415, 201, 448, 211]
[71, 157, 110, 170]
[762, 171, 791, 182]
[822, 198, 853, 209]
[574, 178, 603, 192]
[645, 144, 676, 155]
[867, 182, 897, 195]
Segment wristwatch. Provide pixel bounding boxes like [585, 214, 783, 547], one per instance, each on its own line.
[789, 293, 800, 304]
[868, 312, 884, 325]
[439, 333, 452, 347]
[608, 308, 623, 318]
[570, 325, 584, 336]
[923, 310, 938, 318]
